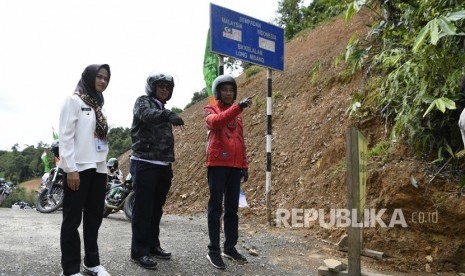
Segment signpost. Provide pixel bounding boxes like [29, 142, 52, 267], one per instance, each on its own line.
[210, 3, 284, 225]
[210, 3, 284, 71]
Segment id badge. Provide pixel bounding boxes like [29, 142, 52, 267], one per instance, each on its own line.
[95, 138, 108, 152]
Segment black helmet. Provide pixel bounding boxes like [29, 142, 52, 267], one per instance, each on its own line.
[212, 75, 237, 101]
[145, 71, 175, 101]
[106, 158, 118, 173]
[50, 140, 59, 158]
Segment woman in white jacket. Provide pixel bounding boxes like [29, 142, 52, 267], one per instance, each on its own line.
[59, 64, 111, 276]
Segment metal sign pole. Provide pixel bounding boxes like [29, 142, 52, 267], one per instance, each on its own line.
[218, 55, 224, 75]
[266, 68, 272, 225]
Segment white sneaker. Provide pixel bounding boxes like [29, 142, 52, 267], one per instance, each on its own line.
[82, 264, 111, 276]
[60, 272, 83, 276]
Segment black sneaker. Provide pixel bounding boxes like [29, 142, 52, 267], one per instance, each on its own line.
[207, 253, 226, 270]
[222, 248, 248, 264]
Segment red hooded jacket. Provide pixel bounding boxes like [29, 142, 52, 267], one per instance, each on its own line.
[204, 102, 248, 169]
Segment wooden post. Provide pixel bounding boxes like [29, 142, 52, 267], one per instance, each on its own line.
[345, 127, 367, 276]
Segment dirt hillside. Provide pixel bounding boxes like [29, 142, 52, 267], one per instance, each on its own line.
[19, 179, 41, 193]
[118, 12, 465, 274]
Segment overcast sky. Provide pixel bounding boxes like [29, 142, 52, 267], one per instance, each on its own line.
[0, 0, 280, 151]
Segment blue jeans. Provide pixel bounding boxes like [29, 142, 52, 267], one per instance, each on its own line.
[207, 166, 241, 254]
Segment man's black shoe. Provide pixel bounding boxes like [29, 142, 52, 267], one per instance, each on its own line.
[131, 255, 158, 270]
[222, 248, 248, 265]
[150, 246, 172, 259]
[207, 253, 226, 270]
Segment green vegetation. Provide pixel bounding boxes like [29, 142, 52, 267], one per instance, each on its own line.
[327, 140, 391, 179]
[244, 66, 263, 78]
[343, 1, 465, 161]
[277, 0, 347, 40]
[184, 88, 209, 109]
[346, 90, 364, 117]
[0, 144, 49, 184]
[0, 127, 132, 184]
[310, 63, 321, 85]
[275, 0, 465, 162]
[273, 91, 284, 100]
[171, 107, 183, 114]
[327, 161, 346, 179]
[107, 127, 132, 159]
[367, 140, 391, 159]
[0, 186, 36, 208]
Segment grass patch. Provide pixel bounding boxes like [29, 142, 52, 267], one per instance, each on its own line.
[367, 140, 391, 159]
[273, 91, 283, 100]
[310, 63, 321, 85]
[244, 66, 262, 78]
[327, 161, 346, 179]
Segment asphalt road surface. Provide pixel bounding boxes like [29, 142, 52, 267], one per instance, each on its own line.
[0, 208, 329, 276]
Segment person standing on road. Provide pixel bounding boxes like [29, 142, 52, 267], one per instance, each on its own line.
[59, 64, 112, 276]
[204, 75, 252, 270]
[129, 71, 184, 270]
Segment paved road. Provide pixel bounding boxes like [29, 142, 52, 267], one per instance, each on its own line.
[0, 208, 328, 276]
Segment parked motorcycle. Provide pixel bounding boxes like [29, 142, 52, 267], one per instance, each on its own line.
[0, 178, 15, 206]
[103, 174, 134, 221]
[103, 158, 134, 221]
[36, 166, 64, 213]
[36, 140, 64, 213]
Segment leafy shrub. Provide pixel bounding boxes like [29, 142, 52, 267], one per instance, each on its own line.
[367, 140, 391, 159]
[0, 186, 36, 208]
[273, 91, 283, 100]
[245, 66, 262, 78]
[345, 0, 465, 160]
[277, 0, 346, 41]
[184, 89, 208, 109]
[107, 127, 132, 159]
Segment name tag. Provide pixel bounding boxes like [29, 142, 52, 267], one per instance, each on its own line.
[95, 138, 108, 152]
[81, 107, 92, 111]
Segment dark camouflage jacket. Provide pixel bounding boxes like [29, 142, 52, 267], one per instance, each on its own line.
[130, 95, 175, 162]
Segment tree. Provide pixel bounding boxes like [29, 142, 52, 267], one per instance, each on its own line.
[276, 0, 347, 41]
[107, 127, 132, 159]
[277, 0, 304, 40]
[171, 107, 183, 114]
[185, 88, 209, 109]
[301, 0, 346, 29]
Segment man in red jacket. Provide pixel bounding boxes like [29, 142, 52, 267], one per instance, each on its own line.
[204, 75, 253, 270]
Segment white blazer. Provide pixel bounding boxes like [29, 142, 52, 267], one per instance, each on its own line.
[59, 94, 108, 173]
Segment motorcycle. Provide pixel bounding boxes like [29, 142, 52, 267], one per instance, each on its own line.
[0, 179, 15, 206]
[36, 166, 64, 213]
[103, 173, 135, 221]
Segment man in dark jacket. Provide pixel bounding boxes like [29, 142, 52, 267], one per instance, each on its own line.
[129, 71, 184, 270]
[204, 75, 253, 270]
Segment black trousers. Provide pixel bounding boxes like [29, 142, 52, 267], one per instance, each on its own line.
[60, 169, 106, 275]
[131, 160, 173, 258]
[207, 166, 241, 254]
